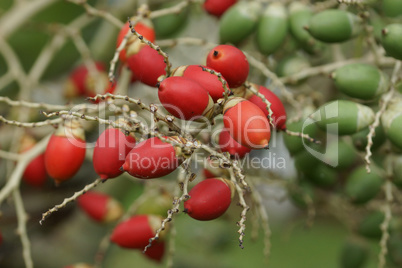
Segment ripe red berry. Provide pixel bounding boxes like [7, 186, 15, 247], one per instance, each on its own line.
[44, 120, 86, 184]
[64, 62, 110, 99]
[116, 21, 156, 63]
[203, 0, 237, 17]
[127, 46, 166, 87]
[246, 84, 287, 130]
[77, 191, 123, 223]
[184, 178, 234, 221]
[110, 214, 163, 249]
[93, 126, 136, 180]
[203, 157, 230, 179]
[218, 129, 251, 159]
[122, 136, 182, 179]
[158, 76, 214, 121]
[206, 45, 249, 88]
[171, 65, 228, 102]
[19, 135, 47, 187]
[144, 240, 165, 263]
[223, 97, 271, 149]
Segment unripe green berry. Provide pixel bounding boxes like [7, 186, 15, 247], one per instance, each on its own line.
[307, 9, 362, 43]
[332, 63, 389, 100]
[381, 23, 402, 60]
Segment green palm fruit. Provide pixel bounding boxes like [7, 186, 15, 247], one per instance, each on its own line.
[256, 3, 288, 55]
[345, 166, 383, 204]
[381, 23, 402, 60]
[219, 2, 261, 44]
[306, 9, 362, 43]
[310, 100, 375, 136]
[332, 63, 389, 100]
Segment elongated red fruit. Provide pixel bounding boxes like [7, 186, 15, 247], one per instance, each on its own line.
[93, 126, 136, 180]
[203, 0, 237, 17]
[44, 120, 86, 184]
[127, 46, 166, 87]
[218, 129, 251, 159]
[246, 84, 287, 130]
[223, 97, 271, 149]
[171, 65, 228, 102]
[184, 178, 234, 221]
[206, 44, 249, 88]
[64, 62, 113, 99]
[158, 76, 214, 121]
[116, 20, 156, 63]
[19, 135, 47, 187]
[122, 136, 181, 179]
[110, 214, 163, 249]
[78, 191, 123, 223]
[144, 240, 165, 263]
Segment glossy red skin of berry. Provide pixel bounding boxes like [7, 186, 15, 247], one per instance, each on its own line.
[44, 135, 86, 183]
[247, 85, 287, 130]
[174, 65, 227, 102]
[144, 241, 165, 263]
[206, 45, 249, 88]
[23, 153, 47, 187]
[77, 191, 108, 222]
[184, 178, 232, 221]
[117, 22, 156, 63]
[127, 46, 166, 87]
[122, 137, 180, 179]
[203, 0, 237, 17]
[68, 62, 105, 96]
[158, 76, 213, 121]
[203, 168, 216, 179]
[110, 215, 159, 249]
[93, 128, 136, 180]
[223, 98, 271, 149]
[218, 129, 251, 159]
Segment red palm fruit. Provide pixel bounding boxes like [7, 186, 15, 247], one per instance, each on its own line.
[116, 20, 156, 63]
[223, 97, 271, 149]
[218, 129, 251, 159]
[44, 120, 86, 184]
[203, 0, 237, 17]
[122, 136, 182, 179]
[238, 83, 287, 130]
[203, 157, 230, 179]
[184, 178, 235, 221]
[127, 46, 166, 87]
[206, 44, 249, 88]
[77, 191, 123, 223]
[23, 153, 47, 187]
[19, 135, 47, 187]
[64, 62, 106, 98]
[158, 76, 214, 121]
[171, 65, 228, 102]
[93, 125, 136, 180]
[110, 214, 164, 249]
[144, 240, 165, 263]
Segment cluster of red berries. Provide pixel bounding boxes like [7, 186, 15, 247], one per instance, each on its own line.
[34, 2, 290, 264]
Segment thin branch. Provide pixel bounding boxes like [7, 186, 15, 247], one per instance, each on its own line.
[143, 158, 193, 253]
[365, 60, 401, 172]
[229, 168, 249, 249]
[0, 96, 69, 110]
[40, 178, 102, 224]
[0, 135, 50, 205]
[13, 188, 33, 268]
[66, 0, 124, 28]
[0, 115, 62, 128]
[378, 180, 393, 268]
